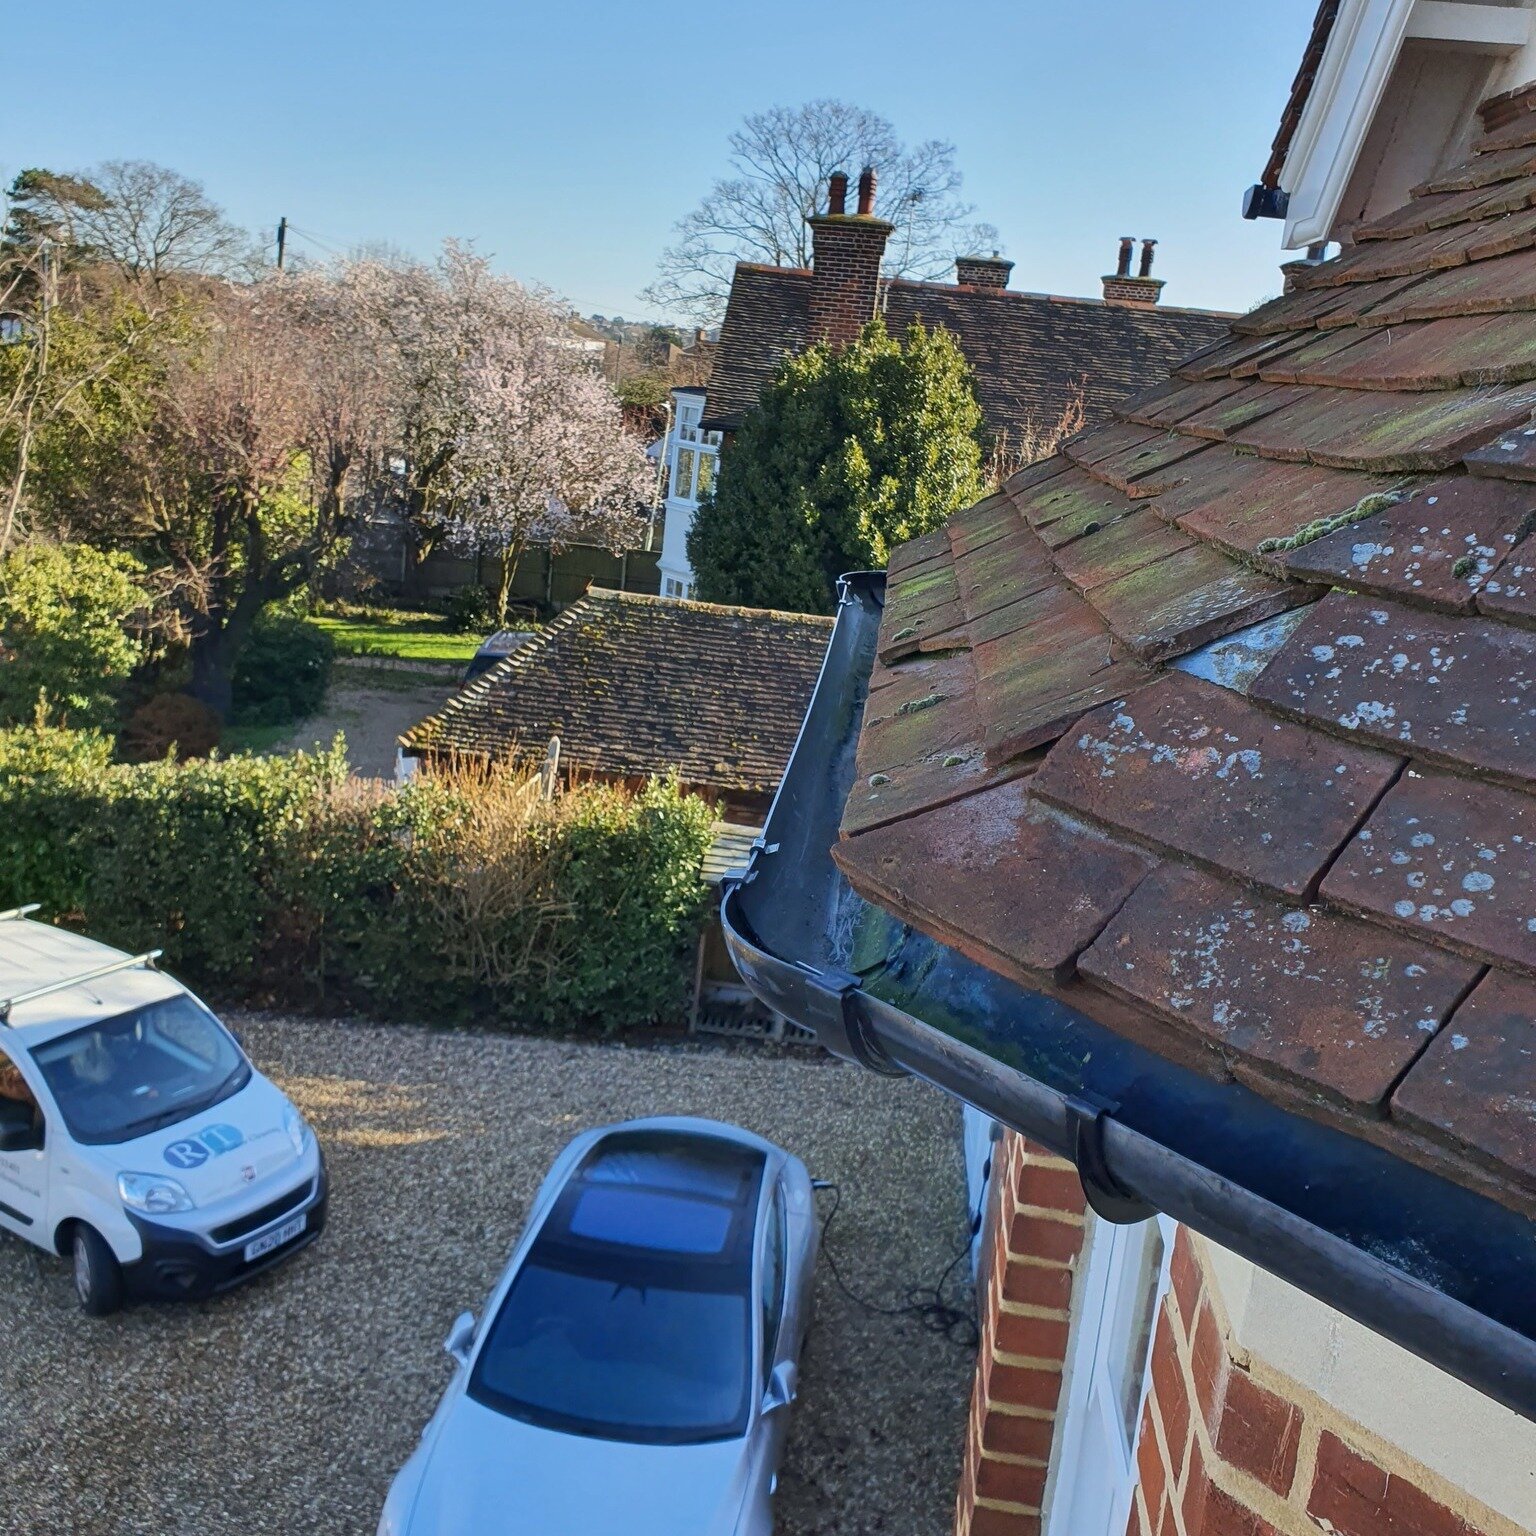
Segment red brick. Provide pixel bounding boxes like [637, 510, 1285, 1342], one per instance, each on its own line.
[981, 1410, 1057, 1462]
[1001, 1257, 1076, 1309]
[970, 1507, 1043, 1536]
[1170, 1229, 1202, 1329]
[1200, 1484, 1284, 1536]
[1148, 1308, 1191, 1470]
[1136, 1399, 1169, 1516]
[1308, 1431, 1479, 1536]
[977, 1456, 1048, 1508]
[1006, 1210, 1086, 1264]
[994, 1309, 1071, 1362]
[1214, 1370, 1301, 1495]
[1183, 1429, 1211, 1529]
[1190, 1300, 1230, 1430]
[987, 1360, 1067, 1414]
[1014, 1157, 1087, 1214]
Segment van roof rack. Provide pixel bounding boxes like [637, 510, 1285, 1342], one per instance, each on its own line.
[0, 950, 163, 1025]
[0, 905, 41, 922]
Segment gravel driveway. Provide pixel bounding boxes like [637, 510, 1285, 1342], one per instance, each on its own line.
[278, 662, 460, 779]
[0, 1015, 973, 1536]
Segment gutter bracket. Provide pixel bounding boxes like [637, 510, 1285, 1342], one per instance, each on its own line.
[801, 967, 905, 1078]
[1065, 1093, 1157, 1225]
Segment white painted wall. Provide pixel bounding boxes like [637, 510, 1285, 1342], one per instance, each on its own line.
[1203, 1242, 1536, 1530]
[658, 389, 719, 599]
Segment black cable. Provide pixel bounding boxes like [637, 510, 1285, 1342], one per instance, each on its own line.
[813, 1178, 983, 1348]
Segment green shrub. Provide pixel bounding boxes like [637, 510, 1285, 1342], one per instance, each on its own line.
[0, 542, 147, 730]
[231, 613, 335, 726]
[0, 741, 713, 1031]
[444, 584, 496, 634]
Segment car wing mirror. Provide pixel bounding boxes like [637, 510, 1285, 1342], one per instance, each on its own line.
[444, 1310, 476, 1366]
[763, 1359, 798, 1414]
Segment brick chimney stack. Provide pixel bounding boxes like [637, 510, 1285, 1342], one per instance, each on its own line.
[955, 252, 1014, 290]
[1102, 236, 1167, 308]
[807, 165, 894, 347]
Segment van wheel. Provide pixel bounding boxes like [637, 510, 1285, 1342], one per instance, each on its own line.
[71, 1225, 123, 1317]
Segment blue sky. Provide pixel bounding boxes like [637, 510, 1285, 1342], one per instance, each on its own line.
[5, 1, 1318, 321]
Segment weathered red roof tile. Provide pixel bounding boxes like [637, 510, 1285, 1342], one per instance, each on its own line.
[1007, 462, 1132, 538]
[1279, 475, 1536, 609]
[1228, 382, 1536, 472]
[1084, 542, 1305, 661]
[1474, 112, 1536, 157]
[1323, 767, 1536, 973]
[1174, 330, 1316, 382]
[945, 491, 1020, 558]
[1079, 864, 1480, 1110]
[1463, 416, 1536, 481]
[877, 553, 965, 664]
[887, 527, 950, 577]
[1030, 673, 1402, 897]
[1049, 508, 1194, 595]
[1072, 429, 1211, 499]
[972, 588, 1154, 762]
[1266, 313, 1536, 392]
[1302, 224, 1478, 287]
[1421, 146, 1536, 195]
[1461, 203, 1536, 262]
[1356, 251, 1536, 324]
[1475, 541, 1536, 625]
[1250, 592, 1536, 786]
[1391, 970, 1536, 1194]
[1175, 382, 1309, 442]
[954, 528, 1058, 624]
[1149, 452, 1396, 560]
[833, 779, 1156, 984]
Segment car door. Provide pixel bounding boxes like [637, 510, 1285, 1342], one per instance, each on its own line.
[742, 1177, 792, 1531]
[0, 1042, 49, 1244]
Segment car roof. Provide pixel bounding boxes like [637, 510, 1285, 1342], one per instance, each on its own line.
[0, 919, 184, 1049]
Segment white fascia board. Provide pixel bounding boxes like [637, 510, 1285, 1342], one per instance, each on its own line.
[1407, 0, 1532, 48]
[1281, 0, 1418, 249]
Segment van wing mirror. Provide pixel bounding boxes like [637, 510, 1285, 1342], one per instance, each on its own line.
[0, 1122, 39, 1154]
[444, 1310, 476, 1365]
[763, 1359, 798, 1414]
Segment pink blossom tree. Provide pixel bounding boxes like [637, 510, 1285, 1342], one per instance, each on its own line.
[441, 318, 652, 622]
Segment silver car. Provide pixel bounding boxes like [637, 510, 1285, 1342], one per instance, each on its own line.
[378, 1117, 818, 1536]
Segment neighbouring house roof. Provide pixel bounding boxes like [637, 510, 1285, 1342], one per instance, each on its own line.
[701, 264, 1234, 439]
[832, 109, 1536, 1223]
[402, 588, 833, 797]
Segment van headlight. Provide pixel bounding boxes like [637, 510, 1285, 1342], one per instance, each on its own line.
[118, 1172, 195, 1214]
[284, 1108, 312, 1157]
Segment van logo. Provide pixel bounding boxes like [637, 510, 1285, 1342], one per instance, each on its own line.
[240, 1165, 256, 1183]
[163, 1123, 246, 1170]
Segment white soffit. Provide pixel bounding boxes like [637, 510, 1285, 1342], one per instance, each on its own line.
[1280, 0, 1532, 248]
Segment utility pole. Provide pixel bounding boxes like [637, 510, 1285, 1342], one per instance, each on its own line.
[276, 217, 288, 271]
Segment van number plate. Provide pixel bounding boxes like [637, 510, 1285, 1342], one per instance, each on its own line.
[244, 1212, 306, 1262]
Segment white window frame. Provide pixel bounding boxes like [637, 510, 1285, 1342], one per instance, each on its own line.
[1044, 1212, 1175, 1536]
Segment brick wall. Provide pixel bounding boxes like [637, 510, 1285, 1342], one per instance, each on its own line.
[956, 1132, 1087, 1536]
[957, 1142, 1519, 1536]
[1126, 1230, 1515, 1536]
[806, 214, 894, 348]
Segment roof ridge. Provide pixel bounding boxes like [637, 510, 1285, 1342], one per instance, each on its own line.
[586, 586, 836, 626]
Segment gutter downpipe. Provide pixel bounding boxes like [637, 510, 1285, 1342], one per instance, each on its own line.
[721, 571, 1536, 1422]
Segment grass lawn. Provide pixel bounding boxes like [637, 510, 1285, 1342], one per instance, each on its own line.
[220, 721, 295, 755]
[309, 610, 480, 664]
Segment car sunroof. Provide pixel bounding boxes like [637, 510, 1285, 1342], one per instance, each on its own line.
[568, 1186, 733, 1254]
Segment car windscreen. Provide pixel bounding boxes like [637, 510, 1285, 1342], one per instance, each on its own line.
[31, 993, 250, 1146]
[469, 1254, 751, 1445]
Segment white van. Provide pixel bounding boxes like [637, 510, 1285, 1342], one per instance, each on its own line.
[0, 909, 326, 1315]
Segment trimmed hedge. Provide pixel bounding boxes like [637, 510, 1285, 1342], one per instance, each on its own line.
[231, 613, 335, 727]
[0, 733, 714, 1031]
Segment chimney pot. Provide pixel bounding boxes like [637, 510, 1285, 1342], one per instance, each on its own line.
[827, 171, 848, 217]
[1116, 237, 1135, 277]
[857, 165, 877, 217]
[1139, 238, 1158, 279]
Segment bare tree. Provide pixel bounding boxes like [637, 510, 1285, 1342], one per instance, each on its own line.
[644, 100, 999, 325]
[4, 161, 259, 284]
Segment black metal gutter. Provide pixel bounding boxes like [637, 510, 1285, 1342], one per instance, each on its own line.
[722, 571, 1536, 1422]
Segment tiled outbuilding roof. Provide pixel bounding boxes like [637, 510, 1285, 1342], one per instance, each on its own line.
[702, 265, 1234, 439]
[833, 114, 1536, 1219]
[403, 589, 833, 796]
